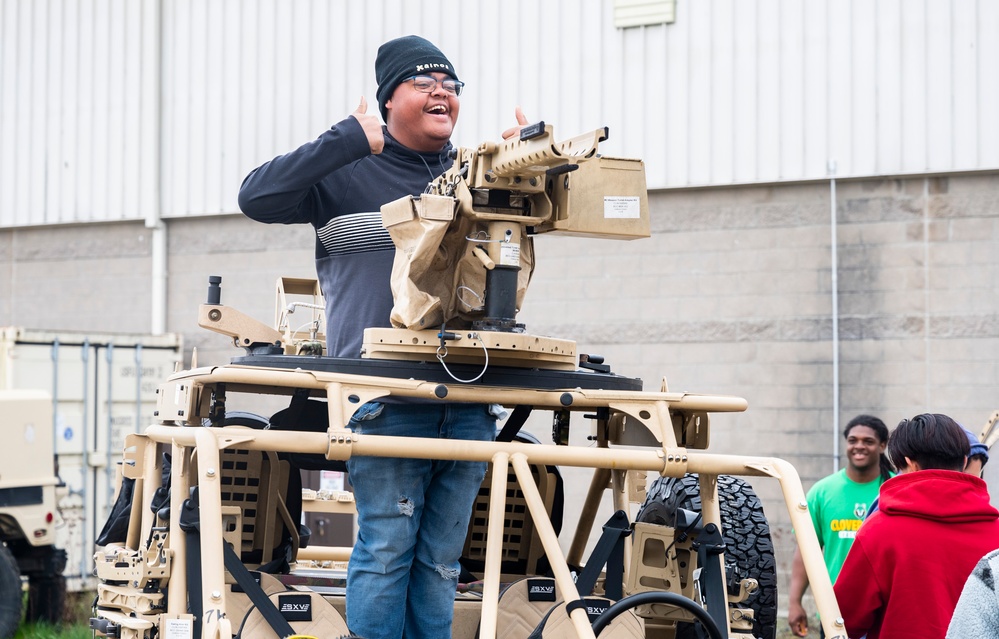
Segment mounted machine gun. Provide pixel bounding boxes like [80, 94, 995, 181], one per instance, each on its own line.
[363, 123, 649, 371]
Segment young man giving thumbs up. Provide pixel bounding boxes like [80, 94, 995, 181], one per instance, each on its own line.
[238, 35, 527, 639]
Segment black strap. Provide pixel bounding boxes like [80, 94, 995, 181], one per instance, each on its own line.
[496, 405, 533, 442]
[224, 543, 295, 638]
[564, 599, 589, 615]
[184, 527, 204, 639]
[180, 486, 295, 639]
[179, 489, 204, 639]
[575, 510, 631, 600]
[693, 523, 728, 638]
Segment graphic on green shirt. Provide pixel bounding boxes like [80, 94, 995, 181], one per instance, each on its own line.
[806, 468, 887, 583]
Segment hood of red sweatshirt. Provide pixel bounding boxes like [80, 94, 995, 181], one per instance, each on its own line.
[879, 469, 998, 523]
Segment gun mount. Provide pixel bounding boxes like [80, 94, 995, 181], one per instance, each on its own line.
[363, 124, 649, 372]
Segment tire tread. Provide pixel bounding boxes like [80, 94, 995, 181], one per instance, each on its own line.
[0, 544, 23, 639]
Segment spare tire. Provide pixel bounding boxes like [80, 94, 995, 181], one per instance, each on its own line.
[635, 474, 777, 639]
[0, 543, 23, 638]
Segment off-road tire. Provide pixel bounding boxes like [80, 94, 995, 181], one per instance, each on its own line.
[26, 575, 67, 624]
[0, 543, 23, 638]
[636, 474, 777, 639]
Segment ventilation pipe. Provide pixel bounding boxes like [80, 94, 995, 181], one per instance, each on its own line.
[142, 0, 166, 334]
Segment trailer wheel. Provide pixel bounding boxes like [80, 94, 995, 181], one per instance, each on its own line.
[23, 546, 66, 625]
[636, 474, 777, 639]
[0, 544, 23, 638]
[26, 575, 66, 624]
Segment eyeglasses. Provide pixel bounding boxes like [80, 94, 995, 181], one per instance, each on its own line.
[406, 75, 464, 97]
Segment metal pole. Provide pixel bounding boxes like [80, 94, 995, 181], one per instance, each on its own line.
[511, 453, 596, 639]
[828, 160, 840, 473]
[567, 468, 611, 567]
[135, 344, 143, 434]
[50, 339, 60, 469]
[145, 0, 167, 335]
[80, 339, 90, 579]
[106, 344, 116, 518]
[478, 452, 511, 639]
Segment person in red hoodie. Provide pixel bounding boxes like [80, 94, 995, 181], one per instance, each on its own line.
[833, 413, 999, 639]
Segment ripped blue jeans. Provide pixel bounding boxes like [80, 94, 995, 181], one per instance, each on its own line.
[344, 401, 495, 639]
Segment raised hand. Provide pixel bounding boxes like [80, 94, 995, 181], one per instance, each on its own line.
[352, 96, 384, 154]
[501, 106, 530, 140]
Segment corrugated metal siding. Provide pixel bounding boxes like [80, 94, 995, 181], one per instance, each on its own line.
[1, 0, 997, 227]
[0, 0, 156, 227]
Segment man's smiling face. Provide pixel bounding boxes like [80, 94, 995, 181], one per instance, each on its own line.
[385, 72, 460, 152]
[846, 424, 886, 473]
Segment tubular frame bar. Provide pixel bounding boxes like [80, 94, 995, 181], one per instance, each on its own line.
[140, 424, 843, 639]
[511, 453, 596, 639]
[477, 452, 511, 639]
[567, 467, 611, 567]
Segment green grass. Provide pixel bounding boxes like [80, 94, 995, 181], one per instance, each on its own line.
[13, 590, 93, 639]
[14, 623, 91, 639]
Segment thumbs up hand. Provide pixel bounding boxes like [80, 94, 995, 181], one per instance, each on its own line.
[501, 106, 531, 140]
[352, 96, 384, 154]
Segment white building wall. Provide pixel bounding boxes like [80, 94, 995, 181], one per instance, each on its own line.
[0, 0, 158, 227]
[1, 0, 997, 227]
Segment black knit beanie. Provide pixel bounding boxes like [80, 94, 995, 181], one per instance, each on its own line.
[375, 35, 459, 121]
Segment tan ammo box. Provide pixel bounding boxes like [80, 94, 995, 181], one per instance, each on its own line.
[540, 156, 650, 240]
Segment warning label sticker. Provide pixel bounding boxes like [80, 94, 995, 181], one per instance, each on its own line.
[604, 196, 641, 219]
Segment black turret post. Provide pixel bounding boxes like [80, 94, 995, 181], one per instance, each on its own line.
[207, 276, 222, 305]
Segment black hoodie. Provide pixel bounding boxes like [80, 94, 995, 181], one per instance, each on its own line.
[238, 116, 453, 357]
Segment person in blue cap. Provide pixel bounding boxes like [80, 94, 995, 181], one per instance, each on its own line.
[964, 427, 990, 478]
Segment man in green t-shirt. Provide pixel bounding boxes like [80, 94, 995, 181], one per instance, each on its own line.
[788, 414, 892, 637]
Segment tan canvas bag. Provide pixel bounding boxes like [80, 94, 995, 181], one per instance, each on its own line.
[382, 191, 534, 330]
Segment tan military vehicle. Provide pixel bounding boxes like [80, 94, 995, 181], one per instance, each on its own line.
[0, 390, 67, 637]
[88, 125, 844, 639]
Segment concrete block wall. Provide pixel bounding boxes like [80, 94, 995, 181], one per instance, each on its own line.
[0, 222, 156, 333]
[1, 171, 997, 616]
[165, 215, 318, 362]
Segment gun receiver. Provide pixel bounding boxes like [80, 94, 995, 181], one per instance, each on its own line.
[424, 123, 649, 238]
